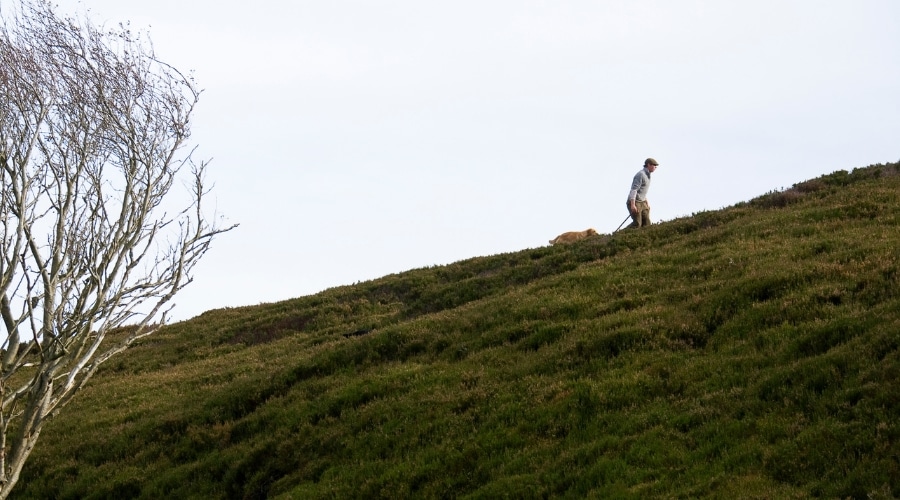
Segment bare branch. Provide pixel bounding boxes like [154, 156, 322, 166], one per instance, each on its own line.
[0, 1, 237, 495]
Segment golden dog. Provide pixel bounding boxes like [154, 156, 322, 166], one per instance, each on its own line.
[549, 228, 598, 245]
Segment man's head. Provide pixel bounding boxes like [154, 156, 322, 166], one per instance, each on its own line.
[644, 157, 659, 172]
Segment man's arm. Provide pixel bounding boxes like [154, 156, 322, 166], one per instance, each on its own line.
[628, 172, 642, 213]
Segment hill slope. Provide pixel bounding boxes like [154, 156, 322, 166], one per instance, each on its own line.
[18, 162, 900, 499]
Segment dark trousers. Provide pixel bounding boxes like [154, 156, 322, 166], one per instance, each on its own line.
[626, 200, 651, 228]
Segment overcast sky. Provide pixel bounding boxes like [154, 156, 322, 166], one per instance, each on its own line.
[50, 0, 900, 321]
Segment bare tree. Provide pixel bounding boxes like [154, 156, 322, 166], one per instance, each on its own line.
[0, 0, 237, 495]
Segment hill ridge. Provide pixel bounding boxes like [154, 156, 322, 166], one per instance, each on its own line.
[19, 161, 900, 499]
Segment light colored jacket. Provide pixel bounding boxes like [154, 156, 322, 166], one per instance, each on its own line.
[628, 167, 652, 202]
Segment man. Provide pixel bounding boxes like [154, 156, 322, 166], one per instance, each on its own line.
[626, 157, 659, 228]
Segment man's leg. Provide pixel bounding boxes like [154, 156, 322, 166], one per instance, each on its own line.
[626, 201, 640, 228]
[640, 205, 651, 227]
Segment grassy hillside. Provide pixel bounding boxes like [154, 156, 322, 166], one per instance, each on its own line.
[17, 162, 900, 499]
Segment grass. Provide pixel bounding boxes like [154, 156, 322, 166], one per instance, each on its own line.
[16, 161, 900, 499]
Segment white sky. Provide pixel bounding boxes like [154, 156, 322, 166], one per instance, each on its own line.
[50, 0, 900, 321]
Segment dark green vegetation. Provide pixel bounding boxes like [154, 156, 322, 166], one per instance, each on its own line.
[18, 163, 900, 499]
